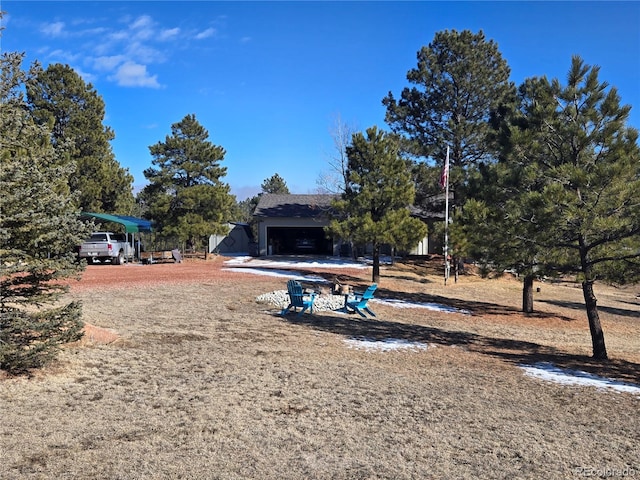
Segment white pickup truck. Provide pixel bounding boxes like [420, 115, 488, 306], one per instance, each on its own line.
[78, 232, 135, 265]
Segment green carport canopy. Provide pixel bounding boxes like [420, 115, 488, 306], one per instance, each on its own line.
[81, 212, 153, 233]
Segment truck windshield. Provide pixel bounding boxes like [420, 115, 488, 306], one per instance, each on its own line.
[89, 234, 108, 242]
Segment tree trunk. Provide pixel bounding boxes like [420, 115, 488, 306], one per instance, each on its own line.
[582, 280, 608, 360]
[454, 256, 459, 283]
[522, 275, 534, 313]
[372, 245, 380, 284]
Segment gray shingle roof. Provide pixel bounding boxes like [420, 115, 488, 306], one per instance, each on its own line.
[253, 194, 338, 218]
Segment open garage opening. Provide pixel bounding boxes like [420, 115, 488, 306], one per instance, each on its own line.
[267, 227, 333, 255]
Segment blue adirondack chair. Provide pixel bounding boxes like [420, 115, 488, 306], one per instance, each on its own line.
[346, 284, 377, 318]
[281, 279, 316, 316]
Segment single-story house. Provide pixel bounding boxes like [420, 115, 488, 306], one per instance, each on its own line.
[253, 193, 449, 257]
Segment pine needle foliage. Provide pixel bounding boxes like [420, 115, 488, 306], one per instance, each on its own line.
[1, 52, 88, 375]
[328, 127, 427, 283]
[26, 63, 134, 214]
[141, 114, 236, 247]
[463, 56, 640, 360]
[383, 29, 515, 200]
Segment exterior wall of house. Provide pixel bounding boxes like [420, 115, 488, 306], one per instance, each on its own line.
[409, 235, 430, 256]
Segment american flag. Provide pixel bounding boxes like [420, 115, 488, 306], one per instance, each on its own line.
[439, 156, 449, 190]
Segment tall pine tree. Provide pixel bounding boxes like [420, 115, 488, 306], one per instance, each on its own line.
[26, 63, 134, 213]
[260, 173, 290, 195]
[383, 29, 515, 200]
[327, 127, 427, 283]
[383, 30, 516, 272]
[469, 57, 640, 360]
[1, 52, 88, 374]
[142, 114, 235, 248]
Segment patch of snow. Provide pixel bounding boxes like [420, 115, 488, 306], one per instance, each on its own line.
[222, 256, 253, 265]
[345, 337, 430, 352]
[520, 362, 640, 396]
[223, 267, 327, 282]
[359, 255, 394, 265]
[371, 298, 470, 315]
[222, 255, 367, 269]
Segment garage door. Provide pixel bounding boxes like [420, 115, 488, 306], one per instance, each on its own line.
[267, 227, 332, 255]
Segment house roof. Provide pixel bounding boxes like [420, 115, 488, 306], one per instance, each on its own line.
[253, 193, 449, 221]
[409, 192, 454, 220]
[253, 194, 338, 218]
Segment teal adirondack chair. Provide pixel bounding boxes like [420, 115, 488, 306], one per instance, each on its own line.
[346, 284, 377, 318]
[281, 280, 316, 316]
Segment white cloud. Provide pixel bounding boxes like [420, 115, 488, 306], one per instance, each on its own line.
[33, 13, 194, 90]
[110, 61, 161, 88]
[129, 15, 153, 31]
[41, 21, 66, 37]
[129, 15, 155, 41]
[93, 55, 126, 71]
[108, 30, 130, 43]
[159, 27, 180, 41]
[195, 27, 216, 40]
[46, 48, 81, 63]
[125, 41, 165, 64]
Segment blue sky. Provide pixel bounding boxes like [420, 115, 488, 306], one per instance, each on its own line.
[2, 1, 639, 200]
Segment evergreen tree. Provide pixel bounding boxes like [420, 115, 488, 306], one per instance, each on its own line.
[1, 52, 88, 374]
[261, 173, 290, 194]
[383, 29, 515, 200]
[235, 197, 258, 224]
[327, 127, 427, 283]
[472, 57, 640, 360]
[26, 63, 134, 213]
[142, 114, 235, 248]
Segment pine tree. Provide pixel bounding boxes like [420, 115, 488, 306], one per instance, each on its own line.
[383, 29, 515, 201]
[383, 30, 516, 275]
[236, 174, 290, 228]
[26, 63, 134, 213]
[327, 127, 427, 283]
[261, 173, 290, 194]
[472, 56, 640, 360]
[142, 114, 235, 248]
[455, 156, 550, 313]
[1, 52, 89, 374]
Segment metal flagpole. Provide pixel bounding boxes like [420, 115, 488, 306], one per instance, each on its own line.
[443, 146, 450, 286]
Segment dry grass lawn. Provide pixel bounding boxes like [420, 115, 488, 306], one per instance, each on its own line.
[1, 256, 638, 479]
